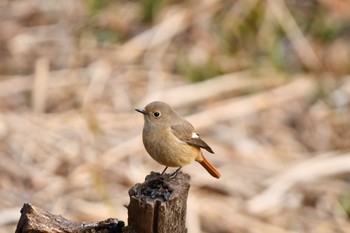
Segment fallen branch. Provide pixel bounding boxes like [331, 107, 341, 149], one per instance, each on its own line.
[15, 203, 124, 233]
[247, 152, 350, 214]
[138, 70, 286, 109]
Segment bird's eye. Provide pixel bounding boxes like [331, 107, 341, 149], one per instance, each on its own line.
[153, 111, 161, 118]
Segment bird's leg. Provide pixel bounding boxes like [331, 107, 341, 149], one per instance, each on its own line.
[169, 167, 182, 178]
[161, 166, 169, 174]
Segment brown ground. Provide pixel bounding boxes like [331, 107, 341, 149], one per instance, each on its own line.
[1, 0, 350, 232]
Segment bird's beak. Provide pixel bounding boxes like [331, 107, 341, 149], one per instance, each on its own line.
[135, 108, 146, 114]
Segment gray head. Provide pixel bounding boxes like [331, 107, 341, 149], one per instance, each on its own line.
[135, 101, 180, 125]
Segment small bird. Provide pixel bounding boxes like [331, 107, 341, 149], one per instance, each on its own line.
[135, 101, 221, 179]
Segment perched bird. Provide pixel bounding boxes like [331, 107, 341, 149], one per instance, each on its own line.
[135, 101, 220, 179]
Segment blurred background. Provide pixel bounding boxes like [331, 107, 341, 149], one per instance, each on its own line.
[0, 0, 350, 232]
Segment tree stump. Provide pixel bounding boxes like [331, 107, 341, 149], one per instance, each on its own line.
[15, 172, 191, 233]
[125, 172, 191, 233]
[15, 203, 124, 233]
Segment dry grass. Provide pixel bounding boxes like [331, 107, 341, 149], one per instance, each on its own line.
[1, 0, 350, 232]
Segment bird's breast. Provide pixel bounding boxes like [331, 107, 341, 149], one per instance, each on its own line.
[142, 125, 200, 167]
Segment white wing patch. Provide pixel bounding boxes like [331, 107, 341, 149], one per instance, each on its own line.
[192, 132, 200, 139]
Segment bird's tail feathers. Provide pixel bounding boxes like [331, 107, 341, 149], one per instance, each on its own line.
[198, 155, 221, 179]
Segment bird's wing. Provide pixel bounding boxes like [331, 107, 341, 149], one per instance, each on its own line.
[171, 123, 214, 154]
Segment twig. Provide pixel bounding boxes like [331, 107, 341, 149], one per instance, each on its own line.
[116, 8, 190, 63]
[0, 68, 86, 98]
[200, 196, 299, 233]
[32, 57, 49, 113]
[116, 0, 223, 64]
[247, 152, 350, 214]
[187, 77, 316, 129]
[139, 70, 287, 109]
[82, 60, 112, 108]
[267, 0, 322, 70]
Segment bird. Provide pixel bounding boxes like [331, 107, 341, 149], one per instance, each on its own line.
[135, 101, 221, 179]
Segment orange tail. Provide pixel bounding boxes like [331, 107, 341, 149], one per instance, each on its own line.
[198, 155, 221, 179]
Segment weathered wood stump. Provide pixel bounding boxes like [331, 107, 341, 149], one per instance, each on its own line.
[15, 172, 191, 233]
[125, 172, 191, 233]
[15, 203, 124, 233]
